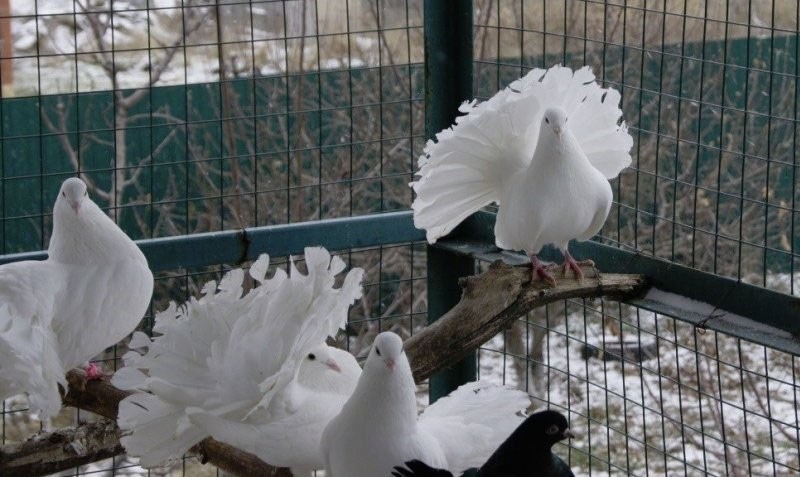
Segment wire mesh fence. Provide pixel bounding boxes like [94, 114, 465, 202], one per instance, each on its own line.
[474, 0, 799, 292]
[479, 295, 800, 475]
[0, 1, 798, 476]
[0, 0, 424, 254]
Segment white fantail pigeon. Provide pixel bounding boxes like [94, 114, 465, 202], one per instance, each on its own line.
[113, 247, 363, 476]
[411, 65, 632, 285]
[0, 177, 154, 419]
[321, 331, 530, 477]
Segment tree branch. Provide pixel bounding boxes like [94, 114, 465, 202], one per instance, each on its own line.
[0, 420, 123, 477]
[406, 261, 649, 382]
[1, 263, 647, 476]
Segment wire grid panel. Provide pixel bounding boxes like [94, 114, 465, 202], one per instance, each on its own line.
[480, 300, 800, 476]
[0, 0, 424, 254]
[474, 0, 800, 294]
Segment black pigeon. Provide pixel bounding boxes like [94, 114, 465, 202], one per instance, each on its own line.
[391, 410, 575, 477]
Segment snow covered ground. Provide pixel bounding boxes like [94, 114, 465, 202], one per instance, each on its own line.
[476, 300, 799, 477]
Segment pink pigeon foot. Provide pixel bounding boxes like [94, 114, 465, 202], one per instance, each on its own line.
[562, 250, 594, 280]
[84, 363, 107, 381]
[530, 254, 557, 287]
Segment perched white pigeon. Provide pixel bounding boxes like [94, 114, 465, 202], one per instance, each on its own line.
[0, 177, 153, 419]
[411, 64, 632, 284]
[321, 331, 530, 477]
[113, 247, 363, 475]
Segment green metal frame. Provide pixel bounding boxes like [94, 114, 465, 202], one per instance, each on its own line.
[424, 0, 478, 402]
[7, 205, 793, 358]
[0, 211, 424, 270]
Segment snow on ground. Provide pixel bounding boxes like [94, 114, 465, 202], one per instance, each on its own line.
[475, 302, 799, 477]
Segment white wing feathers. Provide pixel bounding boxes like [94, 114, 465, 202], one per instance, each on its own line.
[412, 64, 632, 243]
[419, 381, 530, 473]
[114, 247, 363, 467]
[0, 304, 65, 419]
[0, 261, 68, 418]
[411, 87, 536, 243]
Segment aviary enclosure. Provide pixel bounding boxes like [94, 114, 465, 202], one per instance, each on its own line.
[0, 1, 798, 476]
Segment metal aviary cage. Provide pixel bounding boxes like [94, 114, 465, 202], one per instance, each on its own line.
[0, 1, 798, 476]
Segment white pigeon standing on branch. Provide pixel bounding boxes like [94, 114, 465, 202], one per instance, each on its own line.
[411, 65, 633, 285]
[321, 331, 530, 477]
[0, 177, 153, 419]
[113, 247, 363, 475]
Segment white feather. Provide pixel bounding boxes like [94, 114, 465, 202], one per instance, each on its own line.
[418, 380, 530, 473]
[116, 247, 364, 471]
[411, 64, 632, 253]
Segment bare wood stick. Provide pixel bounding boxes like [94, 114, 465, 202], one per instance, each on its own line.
[406, 261, 648, 382]
[0, 420, 123, 477]
[2, 263, 646, 476]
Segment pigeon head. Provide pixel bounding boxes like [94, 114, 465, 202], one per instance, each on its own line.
[524, 410, 575, 448]
[57, 177, 88, 215]
[298, 344, 345, 383]
[367, 331, 404, 374]
[541, 107, 569, 140]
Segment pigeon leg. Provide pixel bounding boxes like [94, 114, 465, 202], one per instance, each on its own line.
[562, 250, 594, 280]
[530, 254, 557, 287]
[84, 362, 107, 381]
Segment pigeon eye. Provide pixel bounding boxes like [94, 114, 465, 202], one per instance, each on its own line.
[61, 191, 66, 197]
[546, 424, 559, 435]
[375, 347, 381, 357]
[308, 353, 316, 361]
[83, 190, 87, 196]
[544, 117, 550, 124]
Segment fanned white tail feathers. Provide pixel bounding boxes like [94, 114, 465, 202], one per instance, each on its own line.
[113, 247, 363, 468]
[412, 64, 632, 243]
[0, 305, 65, 418]
[419, 380, 530, 473]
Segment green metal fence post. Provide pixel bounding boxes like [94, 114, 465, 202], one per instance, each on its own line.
[424, 0, 476, 403]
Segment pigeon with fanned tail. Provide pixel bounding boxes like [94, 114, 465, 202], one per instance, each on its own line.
[113, 247, 363, 475]
[0, 177, 153, 420]
[321, 331, 530, 477]
[393, 410, 576, 477]
[411, 64, 632, 285]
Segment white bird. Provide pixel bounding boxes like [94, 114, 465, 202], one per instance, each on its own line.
[0, 177, 154, 419]
[113, 247, 363, 475]
[321, 331, 530, 477]
[411, 65, 632, 285]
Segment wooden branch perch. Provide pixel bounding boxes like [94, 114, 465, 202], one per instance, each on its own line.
[1, 263, 646, 476]
[405, 261, 648, 382]
[0, 420, 123, 477]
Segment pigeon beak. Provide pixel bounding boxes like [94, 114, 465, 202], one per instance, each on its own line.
[325, 359, 342, 373]
[553, 126, 562, 138]
[385, 358, 396, 372]
[562, 428, 575, 439]
[69, 200, 81, 214]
